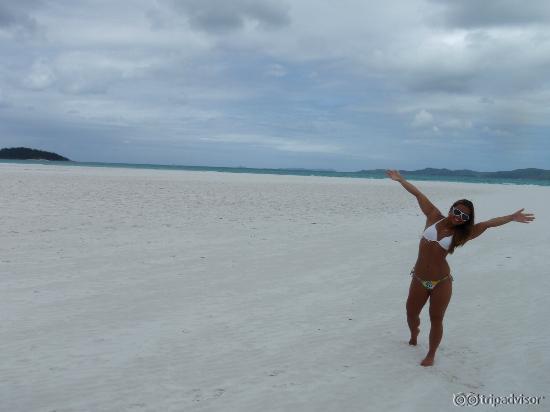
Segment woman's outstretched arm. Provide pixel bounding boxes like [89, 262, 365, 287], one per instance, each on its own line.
[386, 169, 441, 218]
[469, 208, 535, 240]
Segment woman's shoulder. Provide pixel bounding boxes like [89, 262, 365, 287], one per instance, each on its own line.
[424, 213, 445, 229]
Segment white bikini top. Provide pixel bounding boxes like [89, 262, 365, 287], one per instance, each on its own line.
[422, 219, 453, 251]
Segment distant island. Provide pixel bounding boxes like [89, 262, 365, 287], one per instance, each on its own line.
[356, 167, 550, 180]
[0, 147, 70, 161]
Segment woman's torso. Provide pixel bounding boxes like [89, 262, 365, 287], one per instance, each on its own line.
[414, 216, 453, 280]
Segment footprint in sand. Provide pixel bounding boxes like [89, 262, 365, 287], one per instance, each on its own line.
[212, 389, 225, 398]
[191, 388, 225, 402]
[437, 367, 485, 390]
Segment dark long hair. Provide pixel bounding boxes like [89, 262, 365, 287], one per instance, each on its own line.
[448, 199, 475, 254]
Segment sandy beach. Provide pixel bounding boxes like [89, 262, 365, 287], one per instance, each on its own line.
[1, 163, 548, 411]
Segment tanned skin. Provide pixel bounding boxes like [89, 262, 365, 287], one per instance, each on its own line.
[386, 170, 535, 366]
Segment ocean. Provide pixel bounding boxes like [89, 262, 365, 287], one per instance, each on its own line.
[1, 159, 549, 187]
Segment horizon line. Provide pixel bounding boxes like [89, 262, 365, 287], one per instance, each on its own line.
[1, 158, 549, 175]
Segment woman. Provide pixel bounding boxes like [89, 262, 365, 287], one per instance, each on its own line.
[386, 170, 535, 366]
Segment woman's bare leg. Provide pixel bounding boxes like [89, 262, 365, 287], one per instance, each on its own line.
[406, 278, 429, 345]
[421, 279, 452, 366]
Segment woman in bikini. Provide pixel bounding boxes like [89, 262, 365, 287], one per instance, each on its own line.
[386, 169, 535, 366]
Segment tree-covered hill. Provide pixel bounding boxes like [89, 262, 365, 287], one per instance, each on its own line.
[0, 147, 70, 161]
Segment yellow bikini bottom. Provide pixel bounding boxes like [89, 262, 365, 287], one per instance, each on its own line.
[410, 269, 453, 290]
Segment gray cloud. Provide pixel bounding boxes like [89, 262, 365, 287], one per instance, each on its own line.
[169, 0, 290, 33]
[0, 87, 9, 108]
[0, 1, 42, 36]
[24, 60, 55, 90]
[430, 0, 550, 28]
[407, 71, 475, 94]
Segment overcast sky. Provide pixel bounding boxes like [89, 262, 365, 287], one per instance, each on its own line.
[1, 0, 550, 171]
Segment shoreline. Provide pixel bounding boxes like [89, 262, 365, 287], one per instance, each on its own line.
[1, 159, 549, 187]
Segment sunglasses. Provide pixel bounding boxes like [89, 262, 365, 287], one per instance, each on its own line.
[452, 206, 470, 221]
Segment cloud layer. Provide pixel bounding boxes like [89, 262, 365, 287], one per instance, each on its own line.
[1, 0, 549, 170]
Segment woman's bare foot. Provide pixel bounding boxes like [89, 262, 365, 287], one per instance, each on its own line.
[409, 328, 420, 345]
[420, 353, 435, 366]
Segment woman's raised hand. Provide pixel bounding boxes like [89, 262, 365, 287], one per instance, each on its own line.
[511, 208, 535, 223]
[386, 169, 403, 182]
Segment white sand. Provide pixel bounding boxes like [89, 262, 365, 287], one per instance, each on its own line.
[1, 163, 548, 411]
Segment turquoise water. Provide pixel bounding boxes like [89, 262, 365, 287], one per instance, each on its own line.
[1, 159, 549, 187]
